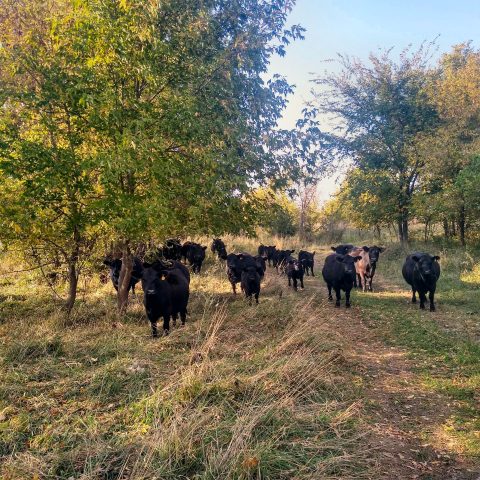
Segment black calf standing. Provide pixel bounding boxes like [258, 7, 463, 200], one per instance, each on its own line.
[299, 250, 315, 276]
[254, 255, 267, 278]
[331, 244, 354, 255]
[287, 258, 305, 291]
[142, 262, 190, 337]
[211, 238, 227, 260]
[322, 253, 361, 308]
[103, 257, 144, 294]
[367, 245, 385, 291]
[162, 238, 182, 261]
[182, 242, 207, 273]
[241, 266, 261, 305]
[402, 252, 440, 311]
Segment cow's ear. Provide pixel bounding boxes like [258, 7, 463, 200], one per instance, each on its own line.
[312, 251, 316, 255]
[291, 249, 295, 253]
[379, 247, 386, 252]
[362, 246, 370, 252]
[202, 246, 207, 250]
[331, 246, 336, 251]
[432, 255, 440, 261]
[103, 259, 112, 266]
[412, 255, 420, 262]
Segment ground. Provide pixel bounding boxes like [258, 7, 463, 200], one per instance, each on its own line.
[0, 238, 479, 479]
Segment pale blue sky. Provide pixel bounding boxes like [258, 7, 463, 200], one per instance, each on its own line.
[268, 0, 480, 200]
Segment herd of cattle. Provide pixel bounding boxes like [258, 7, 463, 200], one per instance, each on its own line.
[103, 239, 441, 337]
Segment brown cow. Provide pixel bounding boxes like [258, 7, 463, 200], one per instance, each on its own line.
[349, 246, 371, 292]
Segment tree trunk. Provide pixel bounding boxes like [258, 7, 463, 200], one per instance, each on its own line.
[458, 205, 466, 247]
[65, 261, 78, 314]
[117, 242, 133, 314]
[65, 228, 80, 315]
[443, 219, 450, 238]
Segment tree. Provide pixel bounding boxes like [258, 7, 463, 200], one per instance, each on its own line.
[0, 0, 304, 312]
[310, 45, 438, 244]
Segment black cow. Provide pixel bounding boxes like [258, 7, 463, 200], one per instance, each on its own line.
[258, 244, 267, 258]
[402, 252, 440, 311]
[241, 266, 261, 305]
[274, 249, 295, 273]
[253, 255, 267, 278]
[367, 246, 385, 291]
[211, 238, 228, 260]
[226, 253, 263, 295]
[322, 253, 362, 308]
[299, 250, 315, 276]
[141, 262, 190, 337]
[182, 242, 207, 273]
[286, 257, 305, 291]
[162, 238, 182, 261]
[103, 257, 144, 294]
[265, 245, 277, 266]
[331, 244, 354, 255]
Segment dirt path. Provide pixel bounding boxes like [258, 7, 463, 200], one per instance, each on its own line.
[304, 272, 479, 480]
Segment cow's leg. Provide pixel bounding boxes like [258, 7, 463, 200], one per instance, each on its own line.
[411, 288, 417, 303]
[361, 273, 367, 292]
[345, 288, 351, 308]
[429, 288, 436, 312]
[327, 284, 333, 301]
[131, 284, 135, 295]
[151, 322, 159, 338]
[419, 291, 427, 310]
[293, 277, 297, 291]
[162, 314, 170, 335]
[300, 275, 304, 289]
[180, 309, 187, 326]
[288, 275, 291, 287]
[368, 274, 373, 292]
[334, 288, 341, 307]
[311, 267, 315, 277]
[172, 312, 178, 327]
[255, 292, 259, 304]
[231, 282, 237, 295]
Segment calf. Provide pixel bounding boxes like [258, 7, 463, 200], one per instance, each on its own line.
[103, 257, 144, 294]
[367, 246, 385, 291]
[258, 244, 267, 258]
[182, 242, 207, 273]
[298, 250, 315, 276]
[253, 255, 267, 278]
[274, 249, 295, 273]
[162, 238, 182, 261]
[402, 253, 440, 311]
[331, 244, 354, 255]
[241, 266, 261, 305]
[141, 262, 190, 337]
[349, 246, 371, 292]
[211, 238, 228, 260]
[226, 253, 263, 295]
[322, 253, 362, 308]
[287, 257, 305, 291]
[264, 245, 277, 266]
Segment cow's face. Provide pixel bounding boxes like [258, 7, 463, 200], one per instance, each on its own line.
[226, 254, 239, 270]
[369, 246, 385, 264]
[244, 266, 258, 281]
[141, 264, 162, 295]
[412, 254, 440, 277]
[104, 259, 121, 281]
[336, 254, 361, 275]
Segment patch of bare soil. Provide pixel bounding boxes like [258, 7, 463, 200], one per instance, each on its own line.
[306, 274, 479, 480]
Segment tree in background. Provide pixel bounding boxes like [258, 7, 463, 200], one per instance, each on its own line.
[0, 0, 304, 312]
[310, 45, 438, 244]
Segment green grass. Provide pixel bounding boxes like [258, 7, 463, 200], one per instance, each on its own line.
[356, 241, 480, 459]
[0, 241, 370, 479]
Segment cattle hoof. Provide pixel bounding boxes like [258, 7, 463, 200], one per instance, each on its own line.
[346, 303, 351, 308]
[412, 298, 416, 303]
[430, 306, 436, 312]
[163, 329, 170, 336]
[335, 303, 340, 308]
[420, 304, 425, 310]
[328, 296, 333, 301]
